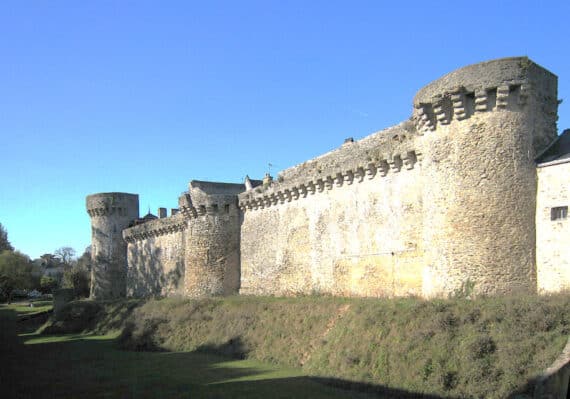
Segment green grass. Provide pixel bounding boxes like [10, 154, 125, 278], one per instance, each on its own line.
[26, 294, 570, 398]
[1, 306, 376, 399]
[113, 295, 570, 398]
[0, 300, 53, 316]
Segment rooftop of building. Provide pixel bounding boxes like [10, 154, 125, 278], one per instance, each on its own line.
[537, 129, 570, 166]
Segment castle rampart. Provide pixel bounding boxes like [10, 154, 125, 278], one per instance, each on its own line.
[87, 57, 569, 300]
[119, 180, 249, 298]
[239, 123, 424, 296]
[417, 58, 557, 296]
[239, 57, 559, 298]
[181, 181, 245, 296]
[123, 214, 187, 297]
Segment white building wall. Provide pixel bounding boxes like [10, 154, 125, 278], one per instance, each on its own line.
[537, 160, 570, 292]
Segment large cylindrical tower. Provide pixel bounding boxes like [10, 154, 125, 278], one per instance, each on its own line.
[86, 192, 139, 299]
[415, 57, 558, 296]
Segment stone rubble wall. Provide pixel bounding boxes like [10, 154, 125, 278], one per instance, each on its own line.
[88, 57, 567, 300]
[183, 207, 241, 296]
[86, 193, 139, 299]
[417, 58, 557, 297]
[121, 181, 244, 298]
[179, 181, 244, 296]
[239, 57, 559, 298]
[239, 124, 425, 296]
[124, 215, 187, 297]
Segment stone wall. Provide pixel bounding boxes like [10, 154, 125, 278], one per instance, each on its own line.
[124, 214, 187, 297]
[416, 58, 558, 297]
[537, 160, 570, 293]
[86, 192, 139, 299]
[121, 180, 246, 298]
[180, 181, 244, 296]
[239, 57, 559, 298]
[88, 57, 567, 300]
[239, 124, 425, 296]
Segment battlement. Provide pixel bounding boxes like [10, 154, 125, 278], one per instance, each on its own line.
[238, 123, 421, 211]
[178, 180, 247, 219]
[86, 192, 139, 218]
[412, 57, 558, 141]
[123, 213, 187, 243]
[86, 57, 568, 301]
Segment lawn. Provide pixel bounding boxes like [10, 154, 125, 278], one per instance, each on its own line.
[0, 306, 375, 399]
[3, 300, 53, 316]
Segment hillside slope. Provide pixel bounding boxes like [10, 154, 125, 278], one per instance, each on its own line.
[43, 294, 570, 398]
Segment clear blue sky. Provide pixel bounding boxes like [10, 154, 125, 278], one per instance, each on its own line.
[1, 0, 569, 259]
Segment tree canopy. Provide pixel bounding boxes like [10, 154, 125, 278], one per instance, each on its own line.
[0, 250, 34, 303]
[0, 223, 13, 252]
[55, 247, 76, 266]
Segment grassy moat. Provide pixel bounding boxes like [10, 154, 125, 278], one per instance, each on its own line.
[2, 294, 570, 398]
[1, 303, 373, 399]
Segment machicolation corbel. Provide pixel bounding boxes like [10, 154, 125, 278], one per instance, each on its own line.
[365, 163, 377, 179]
[344, 170, 354, 185]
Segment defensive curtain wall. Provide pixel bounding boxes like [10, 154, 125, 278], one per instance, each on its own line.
[121, 180, 248, 297]
[238, 57, 558, 298]
[87, 57, 564, 299]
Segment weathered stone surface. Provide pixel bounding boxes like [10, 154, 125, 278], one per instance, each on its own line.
[86, 192, 139, 299]
[86, 57, 568, 300]
[240, 57, 559, 298]
[239, 135, 423, 297]
[118, 181, 245, 298]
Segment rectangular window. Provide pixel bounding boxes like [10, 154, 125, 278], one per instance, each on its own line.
[551, 206, 568, 221]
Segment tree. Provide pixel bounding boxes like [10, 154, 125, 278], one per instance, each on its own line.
[61, 246, 91, 298]
[0, 251, 33, 303]
[54, 247, 76, 266]
[76, 246, 92, 272]
[0, 223, 14, 252]
[40, 253, 59, 268]
[40, 275, 59, 294]
[62, 266, 90, 298]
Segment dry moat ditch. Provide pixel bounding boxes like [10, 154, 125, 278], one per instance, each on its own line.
[33, 294, 570, 398]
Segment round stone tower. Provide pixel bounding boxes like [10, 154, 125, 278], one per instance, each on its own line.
[178, 181, 244, 297]
[414, 57, 558, 296]
[86, 192, 139, 299]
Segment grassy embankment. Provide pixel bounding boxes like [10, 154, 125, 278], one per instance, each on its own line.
[40, 294, 570, 398]
[0, 301, 375, 399]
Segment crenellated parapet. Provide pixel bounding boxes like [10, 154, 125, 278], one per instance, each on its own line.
[87, 56, 566, 301]
[413, 83, 529, 134]
[123, 214, 187, 243]
[412, 57, 558, 146]
[178, 193, 235, 219]
[418, 57, 559, 297]
[177, 180, 250, 219]
[238, 123, 422, 212]
[86, 193, 139, 218]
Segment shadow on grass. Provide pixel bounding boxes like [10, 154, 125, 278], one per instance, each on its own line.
[0, 311, 457, 399]
[3, 306, 546, 399]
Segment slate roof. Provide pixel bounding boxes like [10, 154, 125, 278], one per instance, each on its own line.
[537, 129, 570, 165]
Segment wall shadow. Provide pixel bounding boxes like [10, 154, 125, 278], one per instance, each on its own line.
[128, 239, 184, 297]
[2, 320, 460, 399]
